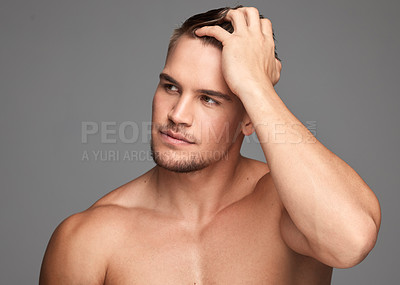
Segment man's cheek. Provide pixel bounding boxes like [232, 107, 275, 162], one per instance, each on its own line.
[201, 122, 232, 144]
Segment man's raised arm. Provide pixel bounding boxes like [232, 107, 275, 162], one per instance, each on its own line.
[195, 6, 381, 268]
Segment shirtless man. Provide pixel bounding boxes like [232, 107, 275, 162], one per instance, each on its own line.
[39, 6, 381, 284]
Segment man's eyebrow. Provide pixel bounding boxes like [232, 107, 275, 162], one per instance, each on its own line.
[159, 72, 232, 102]
[159, 73, 180, 87]
[198, 89, 233, 102]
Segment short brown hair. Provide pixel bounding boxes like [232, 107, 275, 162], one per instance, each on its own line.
[167, 5, 280, 61]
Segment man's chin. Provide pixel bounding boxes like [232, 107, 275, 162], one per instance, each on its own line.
[150, 140, 230, 173]
[157, 162, 208, 173]
[151, 150, 209, 173]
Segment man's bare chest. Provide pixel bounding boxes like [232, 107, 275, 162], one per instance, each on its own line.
[103, 199, 304, 284]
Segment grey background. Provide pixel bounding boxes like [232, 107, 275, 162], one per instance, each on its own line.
[0, 0, 398, 284]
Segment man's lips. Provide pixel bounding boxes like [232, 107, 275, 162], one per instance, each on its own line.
[160, 130, 195, 144]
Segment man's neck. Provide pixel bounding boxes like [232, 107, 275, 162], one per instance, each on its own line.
[152, 154, 250, 227]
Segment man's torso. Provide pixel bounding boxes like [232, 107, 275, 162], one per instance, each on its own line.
[84, 159, 332, 284]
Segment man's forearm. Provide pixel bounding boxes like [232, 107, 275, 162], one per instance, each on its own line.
[242, 84, 380, 259]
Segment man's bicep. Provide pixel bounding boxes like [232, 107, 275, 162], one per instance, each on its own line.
[257, 173, 333, 266]
[39, 213, 106, 285]
[280, 209, 338, 268]
[280, 209, 315, 256]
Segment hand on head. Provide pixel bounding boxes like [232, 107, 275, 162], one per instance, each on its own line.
[195, 7, 282, 97]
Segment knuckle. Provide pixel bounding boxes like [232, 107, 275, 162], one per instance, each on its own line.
[261, 18, 272, 26]
[247, 7, 259, 14]
[228, 8, 238, 15]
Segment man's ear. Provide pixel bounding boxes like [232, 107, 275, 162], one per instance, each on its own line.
[241, 113, 255, 136]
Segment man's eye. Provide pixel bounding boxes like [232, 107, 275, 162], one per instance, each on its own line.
[201, 95, 219, 105]
[164, 84, 179, 93]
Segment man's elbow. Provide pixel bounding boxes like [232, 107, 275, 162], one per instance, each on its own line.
[333, 218, 379, 269]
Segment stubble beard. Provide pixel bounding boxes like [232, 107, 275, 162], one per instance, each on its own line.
[150, 138, 231, 173]
[150, 139, 211, 173]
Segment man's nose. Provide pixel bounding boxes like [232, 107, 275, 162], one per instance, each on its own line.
[167, 94, 194, 126]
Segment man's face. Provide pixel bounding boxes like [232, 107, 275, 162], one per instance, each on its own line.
[151, 35, 247, 173]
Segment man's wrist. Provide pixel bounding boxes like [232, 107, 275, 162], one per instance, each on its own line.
[238, 83, 284, 119]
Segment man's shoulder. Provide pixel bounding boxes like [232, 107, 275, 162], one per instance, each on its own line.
[48, 204, 131, 258]
[40, 204, 132, 284]
[235, 157, 282, 208]
[51, 168, 158, 250]
[240, 157, 274, 189]
[240, 157, 284, 208]
[60, 204, 132, 236]
[40, 172, 157, 284]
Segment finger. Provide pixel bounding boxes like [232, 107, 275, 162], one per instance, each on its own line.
[225, 9, 247, 33]
[195, 26, 231, 44]
[261, 18, 273, 37]
[243, 7, 261, 30]
[261, 19, 280, 60]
